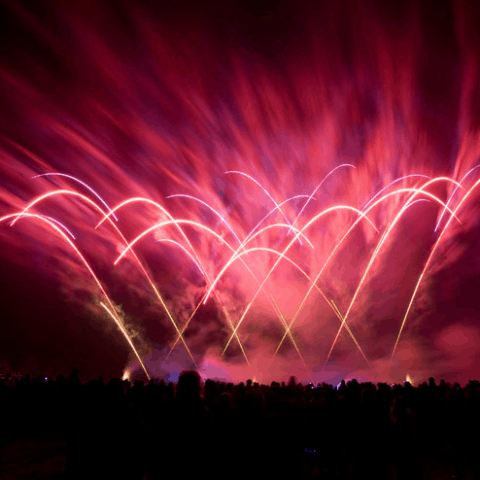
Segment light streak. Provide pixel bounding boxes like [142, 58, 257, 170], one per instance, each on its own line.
[121, 221, 310, 364]
[292, 164, 356, 228]
[434, 165, 480, 232]
[96, 197, 248, 360]
[112, 216, 251, 362]
[278, 185, 457, 357]
[100, 302, 151, 380]
[322, 178, 462, 368]
[224, 170, 303, 245]
[16, 214, 76, 239]
[1, 212, 150, 380]
[203, 223, 316, 303]
[221, 205, 377, 356]
[240, 195, 316, 248]
[166, 194, 244, 246]
[2, 167, 471, 381]
[361, 174, 431, 211]
[391, 176, 480, 363]
[225, 247, 369, 363]
[329, 299, 368, 365]
[156, 239, 205, 275]
[3, 3, 480, 384]
[276, 199, 431, 355]
[13, 190, 196, 366]
[31, 173, 119, 221]
[114, 221, 309, 360]
[11, 189, 109, 227]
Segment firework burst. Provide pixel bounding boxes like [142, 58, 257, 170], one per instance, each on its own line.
[1, 0, 480, 384]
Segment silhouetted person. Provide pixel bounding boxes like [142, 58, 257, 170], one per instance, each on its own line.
[66, 377, 143, 480]
[465, 384, 480, 480]
[237, 387, 272, 480]
[147, 370, 214, 480]
[353, 386, 391, 480]
[12, 371, 480, 480]
[66, 368, 81, 390]
[391, 395, 421, 480]
[448, 385, 466, 480]
[212, 392, 239, 478]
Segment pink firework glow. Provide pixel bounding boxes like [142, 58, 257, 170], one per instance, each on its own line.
[1, 0, 480, 384]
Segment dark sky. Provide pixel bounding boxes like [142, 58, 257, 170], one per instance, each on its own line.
[1, 0, 480, 384]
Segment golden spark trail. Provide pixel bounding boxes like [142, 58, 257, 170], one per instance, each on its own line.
[216, 246, 368, 363]
[100, 302, 151, 380]
[97, 197, 251, 362]
[113, 217, 259, 361]
[277, 194, 431, 356]
[164, 195, 320, 359]
[109, 195, 320, 365]
[277, 186, 460, 356]
[15, 190, 196, 366]
[165, 217, 318, 363]
[163, 195, 267, 364]
[329, 299, 368, 365]
[1, 212, 150, 380]
[224, 170, 304, 245]
[322, 178, 463, 369]
[221, 206, 377, 355]
[168, 194, 324, 360]
[165, 225, 307, 364]
[391, 176, 480, 364]
[215, 246, 309, 363]
[203, 222, 317, 304]
[276, 219, 371, 355]
[115, 221, 310, 362]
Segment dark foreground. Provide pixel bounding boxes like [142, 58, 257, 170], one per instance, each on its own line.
[1, 371, 480, 480]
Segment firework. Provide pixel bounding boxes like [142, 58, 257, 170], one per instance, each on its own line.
[0, 169, 474, 382]
[1, 0, 480, 384]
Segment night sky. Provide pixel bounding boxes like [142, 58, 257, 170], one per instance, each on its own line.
[1, 0, 480, 384]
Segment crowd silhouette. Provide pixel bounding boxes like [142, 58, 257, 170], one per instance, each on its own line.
[1, 370, 480, 479]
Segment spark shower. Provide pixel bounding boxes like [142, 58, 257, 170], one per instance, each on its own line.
[1, 0, 480, 384]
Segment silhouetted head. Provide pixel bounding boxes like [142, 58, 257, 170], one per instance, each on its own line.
[106, 378, 124, 398]
[215, 391, 233, 413]
[360, 386, 375, 404]
[245, 387, 265, 415]
[176, 370, 204, 401]
[392, 396, 408, 419]
[466, 385, 480, 406]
